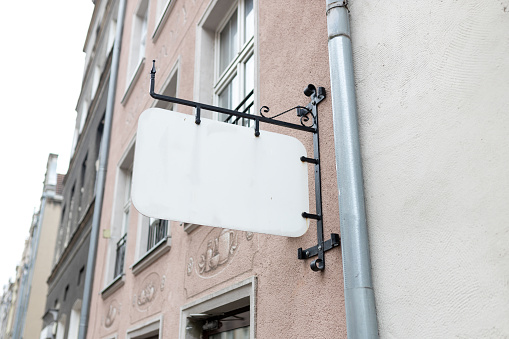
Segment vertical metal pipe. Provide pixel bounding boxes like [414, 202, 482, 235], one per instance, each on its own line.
[325, 1, 379, 337]
[78, 0, 126, 338]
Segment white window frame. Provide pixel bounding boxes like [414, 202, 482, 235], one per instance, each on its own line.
[126, 315, 162, 339]
[213, 0, 255, 125]
[124, 0, 150, 103]
[194, 0, 257, 123]
[179, 277, 256, 339]
[103, 139, 135, 288]
[152, 0, 175, 41]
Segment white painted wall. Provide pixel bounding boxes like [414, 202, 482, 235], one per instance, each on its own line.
[350, 1, 509, 337]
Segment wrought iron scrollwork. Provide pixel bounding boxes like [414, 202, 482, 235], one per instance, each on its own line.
[259, 105, 315, 128]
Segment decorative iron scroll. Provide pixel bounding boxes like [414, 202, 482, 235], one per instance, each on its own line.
[259, 105, 315, 128]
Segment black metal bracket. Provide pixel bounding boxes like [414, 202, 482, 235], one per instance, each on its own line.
[295, 84, 340, 272]
[149, 60, 339, 272]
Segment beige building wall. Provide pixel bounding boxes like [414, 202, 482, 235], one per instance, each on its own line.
[349, 1, 509, 337]
[22, 198, 61, 339]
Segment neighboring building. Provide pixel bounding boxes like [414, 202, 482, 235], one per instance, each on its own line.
[0, 281, 15, 339]
[8, 154, 64, 339]
[41, 1, 117, 336]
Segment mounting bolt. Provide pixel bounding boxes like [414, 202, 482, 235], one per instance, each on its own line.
[305, 251, 310, 257]
[318, 246, 322, 251]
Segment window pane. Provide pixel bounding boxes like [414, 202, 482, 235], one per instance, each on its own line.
[220, 10, 238, 75]
[122, 210, 130, 234]
[244, 54, 254, 97]
[244, 0, 254, 42]
[139, 11, 148, 61]
[218, 74, 239, 123]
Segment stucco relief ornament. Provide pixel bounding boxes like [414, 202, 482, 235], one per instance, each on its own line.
[198, 229, 238, 274]
[160, 275, 166, 291]
[104, 305, 117, 328]
[187, 258, 194, 276]
[245, 231, 254, 241]
[137, 282, 156, 306]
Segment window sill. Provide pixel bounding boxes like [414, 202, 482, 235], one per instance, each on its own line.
[130, 236, 171, 276]
[182, 222, 199, 234]
[101, 274, 125, 300]
[151, 0, 175, 42]
[121, 57, 146, 105]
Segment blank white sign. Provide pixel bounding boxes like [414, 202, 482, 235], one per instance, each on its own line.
[132, 108, 310, 237]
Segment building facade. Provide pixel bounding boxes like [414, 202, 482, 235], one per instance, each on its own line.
[44, 0, 509, 338]
[7, 154, 64, 339]
[41, 2, 117, 336]
[84, 0, 345, 338]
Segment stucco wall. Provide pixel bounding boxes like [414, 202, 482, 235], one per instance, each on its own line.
[23, 199, 60, 339]
[349, 1, 509, 337]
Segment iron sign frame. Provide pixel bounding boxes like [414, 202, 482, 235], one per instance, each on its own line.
[149, 60, 339, 271]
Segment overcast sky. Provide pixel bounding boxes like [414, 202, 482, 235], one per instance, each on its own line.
[0, 1, 94, 288]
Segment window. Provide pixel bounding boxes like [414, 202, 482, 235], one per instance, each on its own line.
[195, 0, 256, 125]
[215, 0, 254, 126]
[93, 115, 105, 195]
[152, 0, 173, 40]
[153, 61, 179, 111]
[180, 277, 255, 339]
[78, 101, 89, 134]
[104, 142, 135, 286]
[126, 316, 161, 339]
[65, 184, 76, 246]
[55, 315, 66, 339]
[114, 169, 131, 278]
[78, 266, 85, 285]
[78, 155, 87, 215]
[127, 0, 149, 83]
[53, 206, 66, 265]
[131, 215, 171, 276]
[146, 218, 168, 250]
[68, 300, 82, 339]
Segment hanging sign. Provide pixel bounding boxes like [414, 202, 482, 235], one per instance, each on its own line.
[132, 108, 309, 237]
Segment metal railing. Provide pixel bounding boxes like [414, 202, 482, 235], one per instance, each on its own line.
[223, 90, 255, 127]
[147, 219, 168, 250]
[113, 234, 127, 277]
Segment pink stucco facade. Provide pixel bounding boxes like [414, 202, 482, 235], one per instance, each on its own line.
[86, 0, 345, 338]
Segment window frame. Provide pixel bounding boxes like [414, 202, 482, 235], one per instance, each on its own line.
[213, 0, 255, 125]
[179, 277, 256, 339]
[123, 0, 150, 104]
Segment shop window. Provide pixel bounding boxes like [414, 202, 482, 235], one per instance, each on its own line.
[180, 277, 256, 339]
[126, 316, 161, 339]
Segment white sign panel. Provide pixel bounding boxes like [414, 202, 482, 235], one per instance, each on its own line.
[132, 108, 310, 237]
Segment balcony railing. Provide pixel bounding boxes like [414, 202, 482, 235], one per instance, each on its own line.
[223, 90, 254, 127]
[147, 219, 168, 251]
[114, 234, 127, 278]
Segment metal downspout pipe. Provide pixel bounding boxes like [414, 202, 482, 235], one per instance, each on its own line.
[78, 0, 126, 338]
[325, 1, 379, 337]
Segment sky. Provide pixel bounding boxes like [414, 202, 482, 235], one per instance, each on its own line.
[0, 1, 94, 288]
